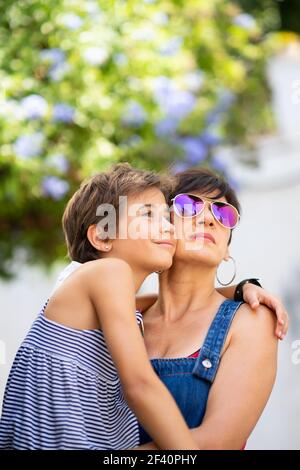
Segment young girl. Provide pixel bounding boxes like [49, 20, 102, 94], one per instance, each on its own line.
[0, 163, 198, 450]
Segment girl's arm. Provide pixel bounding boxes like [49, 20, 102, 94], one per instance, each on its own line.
[83, 258, 198, 450]
[135, 294, 158, 313]
[136, 303, 278, 450]
[217, 284, 288, 339]
[136, 284, 288, 339]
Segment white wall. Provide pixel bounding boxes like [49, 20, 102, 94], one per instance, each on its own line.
[232, 183, 300, 450]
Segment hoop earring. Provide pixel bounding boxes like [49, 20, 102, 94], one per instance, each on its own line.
[216, 256, 236, 286]
[155, 270, 163, 274]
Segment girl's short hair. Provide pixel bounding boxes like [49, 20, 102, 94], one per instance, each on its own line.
[62, 163, 162, 262]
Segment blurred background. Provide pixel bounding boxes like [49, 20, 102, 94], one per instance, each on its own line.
[0, 0, 300, 449]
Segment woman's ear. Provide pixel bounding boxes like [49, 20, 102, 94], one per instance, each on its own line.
[87, 224, 112, 253]
[223, 247, 230, 262]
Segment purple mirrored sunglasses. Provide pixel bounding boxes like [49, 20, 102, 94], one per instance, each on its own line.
[172, 193, 240, 229]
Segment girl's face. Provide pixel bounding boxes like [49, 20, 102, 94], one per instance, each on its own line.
[172, 190, 232, 268]
[109, 187, 176, 273]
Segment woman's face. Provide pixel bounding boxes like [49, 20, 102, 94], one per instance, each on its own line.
[172, 190, 232, 268]
[111, 187, 176, 273]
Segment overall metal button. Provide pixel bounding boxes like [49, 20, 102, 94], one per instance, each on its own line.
[202, 359, 212, 369]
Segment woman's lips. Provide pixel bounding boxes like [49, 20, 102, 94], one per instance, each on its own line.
[190, 232, 216, 243]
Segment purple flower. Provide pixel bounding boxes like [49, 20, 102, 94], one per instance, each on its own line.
[164, 90, 196, 119]
[42, 176, 70, 200]
[155, 117, 178, 137]
[200, 131, 222, 147]
[114, 53, 128, 66]
[20, 94, 48, 120]
[205, 90, 236, 126]
[40, 48, 65, 65]
[40, 48, 69, 82]
[211, 154, 228, 173]
[61, 13, 83, 30]
[153, 76, 177, 102]
[53, 103, 75, 123]
[233, 13, 256, 30]
[179, 137, 207, 164]
[205, 109, 224, 127]
[47, 154, 69, 173]
[170, 161, 190, 174]
[218, 89, 236, 110]
[153, 77, 196, 120]
[48, 62, 70, 81]
[159, 37, 182, 56]
[122, 101, 147, 127]
[14, 132, 44, 159]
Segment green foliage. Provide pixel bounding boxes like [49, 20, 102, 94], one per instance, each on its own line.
[0, 0, 279, 278]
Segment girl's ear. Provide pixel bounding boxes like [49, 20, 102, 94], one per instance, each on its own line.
[87, 224, 112, 253]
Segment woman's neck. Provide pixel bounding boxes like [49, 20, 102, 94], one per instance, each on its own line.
[156, 261, 222, 323]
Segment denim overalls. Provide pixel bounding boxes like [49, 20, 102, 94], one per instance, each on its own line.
[138, 299, 243, 444]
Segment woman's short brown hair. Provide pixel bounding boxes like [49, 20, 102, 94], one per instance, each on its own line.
[62, 163, 162, 263]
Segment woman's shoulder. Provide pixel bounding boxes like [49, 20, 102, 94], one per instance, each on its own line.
[232, 302, 277, 342]
[222, 302, 278, 358]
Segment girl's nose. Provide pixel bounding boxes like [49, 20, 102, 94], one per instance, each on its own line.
[161, 214, 175, 234]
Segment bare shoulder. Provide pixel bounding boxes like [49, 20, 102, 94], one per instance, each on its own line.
[231, 303, 278, 344]
[71, 258, 134, 298]
[79, 257, 133, 278]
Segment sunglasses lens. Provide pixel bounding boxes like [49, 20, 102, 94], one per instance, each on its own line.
[174, 194, 204, 217]
[211, 202, 239, 228]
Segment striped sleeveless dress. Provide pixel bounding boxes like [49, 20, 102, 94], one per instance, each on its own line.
[0, 300, 143, 450]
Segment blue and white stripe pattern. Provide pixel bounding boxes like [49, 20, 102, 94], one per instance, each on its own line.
[0, 301, 143, 450]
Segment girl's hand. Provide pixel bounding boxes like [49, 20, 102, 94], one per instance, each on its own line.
[242, 283, 288, 340]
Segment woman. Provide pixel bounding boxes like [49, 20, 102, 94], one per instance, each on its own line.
[136, 167, 280, 449]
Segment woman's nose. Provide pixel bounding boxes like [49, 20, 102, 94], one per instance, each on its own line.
[196, 203, 215, 226]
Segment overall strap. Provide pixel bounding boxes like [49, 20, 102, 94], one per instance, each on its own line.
[192, 299, 243, 383]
